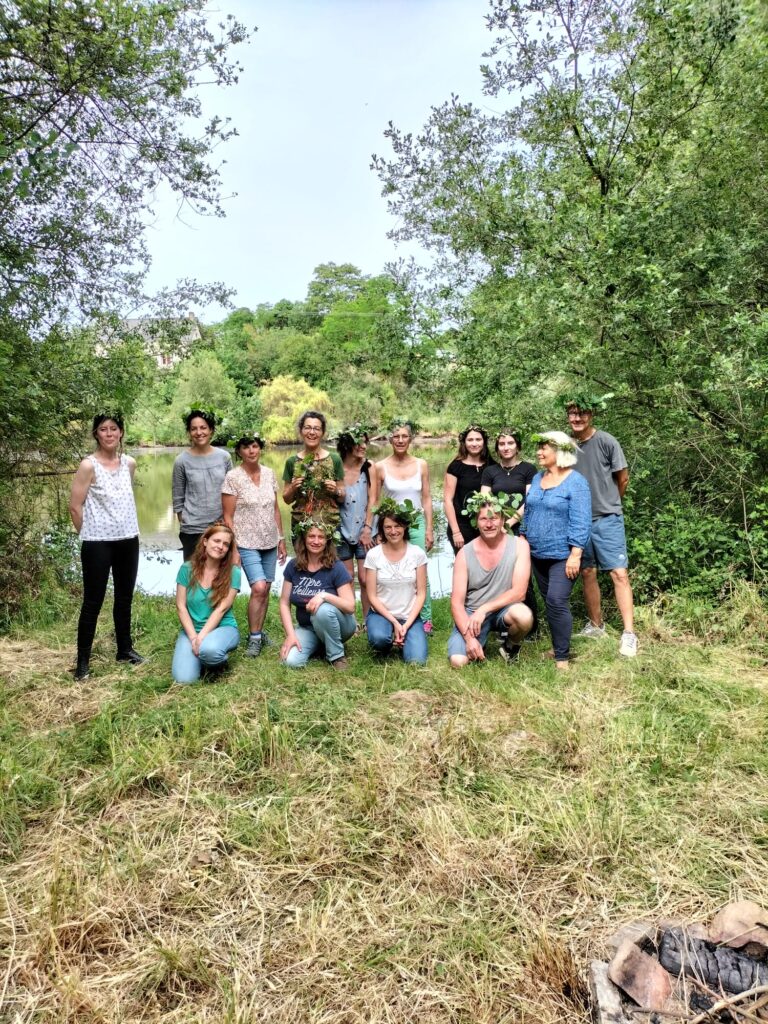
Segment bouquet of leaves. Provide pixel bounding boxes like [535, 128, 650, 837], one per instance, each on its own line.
[295, 453, 327, 513]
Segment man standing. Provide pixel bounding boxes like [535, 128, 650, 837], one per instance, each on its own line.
[565, 397, 638, 657]
[448, 498, 533, 668]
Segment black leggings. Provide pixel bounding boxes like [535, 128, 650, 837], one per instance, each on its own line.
[77, 537, 139, 658]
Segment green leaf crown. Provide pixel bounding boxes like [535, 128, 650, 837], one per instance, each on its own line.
[182, 405, 218, 425]
[556, 391, 614, 413]
[388, 417, 418, 435]
[338, 422, 373, 445]
[372, 496, 422, 530]
[462, 490, 521, 529]
[293, 516, 341, 543]
[530, 432, 578, 452]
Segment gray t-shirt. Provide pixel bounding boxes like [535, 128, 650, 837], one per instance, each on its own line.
[172, 448, 232, 534]
[575, 429, 627, 518]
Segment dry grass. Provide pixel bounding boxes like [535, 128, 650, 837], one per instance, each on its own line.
[1, 595, 767, 1022]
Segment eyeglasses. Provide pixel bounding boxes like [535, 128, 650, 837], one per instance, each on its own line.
[567, 410, 589, 419]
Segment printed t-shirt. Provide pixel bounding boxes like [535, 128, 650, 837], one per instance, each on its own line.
[364, 542, 428, 620]
[176, 562, 241, 632]
[283, 558, 352, 627]
[222, 465, 279, 549]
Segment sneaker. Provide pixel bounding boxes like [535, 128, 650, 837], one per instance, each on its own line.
[329, 657, 349, 671]
[422, 621, 433, 636]
[499, 638, 521, 664]
[579, 620, 607, 639]
[619, 632, 638, 657]
[245, 634, 263, 658]
[260, 631, 275, 648]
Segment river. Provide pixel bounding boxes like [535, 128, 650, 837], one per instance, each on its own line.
[132, 444, 458, 598]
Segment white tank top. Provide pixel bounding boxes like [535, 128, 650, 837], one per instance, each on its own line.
[382, 465, 423, 509]
[80, 455, 140, 541]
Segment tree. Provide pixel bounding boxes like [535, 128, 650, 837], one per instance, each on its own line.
[260, 376, 331, 443]
[0, 0, 248, 327]
[374, 0, 768, 595]
[0, 1, 249, 617]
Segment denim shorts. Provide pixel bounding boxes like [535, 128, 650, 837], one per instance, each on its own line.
[336, 536, 367, 561]
[581, 514, 629, 571]
[447, 605, 513, 659]
[238, 545, 278, 584]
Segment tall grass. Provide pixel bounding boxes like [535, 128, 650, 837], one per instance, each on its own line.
[1, 589, 766, 1021]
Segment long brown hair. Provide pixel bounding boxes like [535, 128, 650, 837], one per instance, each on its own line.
[188, 525, 236, 607]
[293, 530, 338, 571]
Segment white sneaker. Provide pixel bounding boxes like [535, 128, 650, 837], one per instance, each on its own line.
[619, 632, 638, 657]
[579, 620, 607, 639]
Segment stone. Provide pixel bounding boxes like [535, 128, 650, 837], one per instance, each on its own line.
[709, 900, 768, 951]
[608, 939, 674, 1011]
[589, 961, 632, 1024]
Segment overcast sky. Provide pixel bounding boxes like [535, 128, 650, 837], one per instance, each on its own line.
[142, 0, 493, 320]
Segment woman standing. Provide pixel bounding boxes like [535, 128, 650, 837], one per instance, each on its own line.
[364, 500, 428, 664]
[444, 425, 493, 553]
[522, 431, 591, 671]
[368, 419, 434, 631]
[172, 409, 232, 561]
[336, 424, 373, 622]
[69, 412, 143, 680]
[172, 524, 241, 685]
[481, 429, 539, 633]
[282, 411, 345, 537]
[221, 433, 287, 658]
[279, 522, 356, 670]
[480, 430, 537, 530]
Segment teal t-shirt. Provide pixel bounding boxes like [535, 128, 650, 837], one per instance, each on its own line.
[176, 562, 241, 632]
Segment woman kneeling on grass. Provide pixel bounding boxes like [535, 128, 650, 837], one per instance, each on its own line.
[364, 498, 428, 665]
[173, 525, 241, 685]
[280, 520, 356, 671]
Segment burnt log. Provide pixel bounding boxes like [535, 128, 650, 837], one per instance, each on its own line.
[659, 927, 768, 994]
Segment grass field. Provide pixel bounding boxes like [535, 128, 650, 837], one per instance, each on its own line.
[1, 589, 767, 1022]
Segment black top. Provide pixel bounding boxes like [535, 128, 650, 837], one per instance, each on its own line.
[446, 458, 493, 546]
[480, 461, 537, 503]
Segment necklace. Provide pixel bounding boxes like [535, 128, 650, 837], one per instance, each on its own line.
[502, 460, 520, 475]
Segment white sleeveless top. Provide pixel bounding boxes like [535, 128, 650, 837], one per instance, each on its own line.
[382, 464, 423, 509]
[80, 455, 140, 541]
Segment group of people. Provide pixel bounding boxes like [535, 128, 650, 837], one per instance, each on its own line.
[68, 400, 637, 683]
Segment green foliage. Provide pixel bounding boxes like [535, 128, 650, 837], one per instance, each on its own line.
[170, 353, 238, 431]
[260, 376, 332, 443]
[374, 0, 768, 600]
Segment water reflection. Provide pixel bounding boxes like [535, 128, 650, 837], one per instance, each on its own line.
[132, 445, 457, 597]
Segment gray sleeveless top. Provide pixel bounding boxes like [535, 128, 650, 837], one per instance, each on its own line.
[464, 535, 518, 611]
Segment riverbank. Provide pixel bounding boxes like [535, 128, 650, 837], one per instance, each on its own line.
[2, 592, 767, 1021]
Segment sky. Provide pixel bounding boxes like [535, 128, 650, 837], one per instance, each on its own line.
[143, 0, 494, 320]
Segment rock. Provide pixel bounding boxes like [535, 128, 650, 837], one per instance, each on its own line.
[590, 961, 632, 1024]
[709, 900, 768, 951]
[605, 920, 657, 954]
[608, 939, 674, 1011]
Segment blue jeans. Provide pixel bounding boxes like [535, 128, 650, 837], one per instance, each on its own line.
[282, 604, 357, 667]
[366, 611, 427, 665]
[447, 605, 514, 660]
[531, 557, 575, 661]
[172, 626, 240, 684]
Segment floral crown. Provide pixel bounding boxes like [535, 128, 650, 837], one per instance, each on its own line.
[94, 409, 124, 425]
[373, 496, 422, 530]
[233, 431, 266, 450]
[557, 390, 614, 413]
[462, 490, 522, 529]
[293, 517, 341, 543]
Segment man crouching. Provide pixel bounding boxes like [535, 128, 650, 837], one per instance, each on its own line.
[448, 495, 533, 668]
